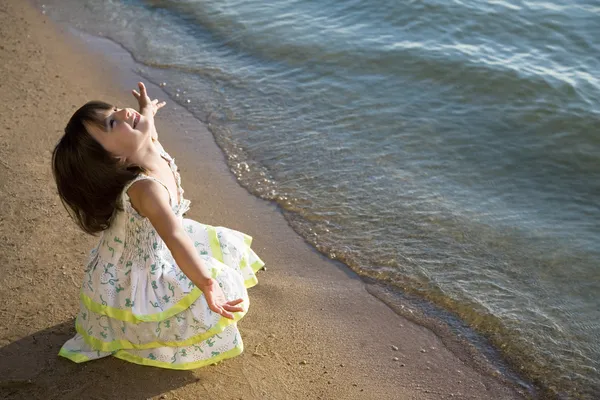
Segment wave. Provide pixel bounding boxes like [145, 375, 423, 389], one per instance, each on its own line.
[141, 0, 599, 110]
[48, 1, 600, 397]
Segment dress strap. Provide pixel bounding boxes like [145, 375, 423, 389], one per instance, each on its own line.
[158, 148, 183, 206]
[122, 174, 174, 207]
[159, 148, 173, 163]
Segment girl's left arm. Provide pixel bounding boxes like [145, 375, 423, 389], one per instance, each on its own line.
[128, 179, 244, 320]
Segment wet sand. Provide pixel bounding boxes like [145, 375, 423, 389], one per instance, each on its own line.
[0, 1, 527, 399]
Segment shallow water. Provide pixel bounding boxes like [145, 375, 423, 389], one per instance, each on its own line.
[38, 0, 600, 397]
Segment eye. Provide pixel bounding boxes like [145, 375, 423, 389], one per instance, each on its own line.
[108, 107, 118, 129]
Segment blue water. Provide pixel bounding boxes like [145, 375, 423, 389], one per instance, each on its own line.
[38, 0, 600, 397]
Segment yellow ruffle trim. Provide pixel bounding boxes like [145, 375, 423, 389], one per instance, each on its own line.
[75, 309, 246, 352]
[59, 339, 244, 370]
[113, 343, 244, 370]
[80, 287, 203, 324]
[58, 348, 91, 363]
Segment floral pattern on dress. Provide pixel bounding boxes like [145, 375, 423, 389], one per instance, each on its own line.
[60, 149, 264, 369]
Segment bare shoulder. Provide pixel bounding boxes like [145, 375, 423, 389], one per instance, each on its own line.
[127, 178, 171, 217]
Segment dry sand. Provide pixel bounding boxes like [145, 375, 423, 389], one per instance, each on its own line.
[0, 1, 528, 399]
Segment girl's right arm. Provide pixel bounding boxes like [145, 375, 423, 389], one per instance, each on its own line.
[132, 82, 165, 142]
[128, 179, 244, 319]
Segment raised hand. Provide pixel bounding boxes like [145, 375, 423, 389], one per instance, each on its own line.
[201, 278, 244, 320]
[132, 82, 166, 117]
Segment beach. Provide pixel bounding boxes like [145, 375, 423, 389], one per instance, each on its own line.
[0, 1, 528, 399]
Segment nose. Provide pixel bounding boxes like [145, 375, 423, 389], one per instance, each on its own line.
[116, 108, 132, 120]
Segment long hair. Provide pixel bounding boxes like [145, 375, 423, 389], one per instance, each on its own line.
[52, 101, 143, 234]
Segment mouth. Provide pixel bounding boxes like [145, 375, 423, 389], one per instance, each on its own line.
[132, 112, 140, 129]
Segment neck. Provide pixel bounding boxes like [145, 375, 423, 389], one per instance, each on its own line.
[126, 137, 162, 172]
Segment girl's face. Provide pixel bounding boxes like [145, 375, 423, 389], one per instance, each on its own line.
[87, 107, 150, 160]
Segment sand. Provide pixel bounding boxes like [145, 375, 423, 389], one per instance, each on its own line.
[0, 1, 528, 399]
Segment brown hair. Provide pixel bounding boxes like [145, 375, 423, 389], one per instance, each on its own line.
[52, 101, 143, 234]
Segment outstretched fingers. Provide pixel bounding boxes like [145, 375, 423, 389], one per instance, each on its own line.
[152, 99, 167, 115]
[138, 82, 147, 96]
[132, 83, 148, 101]
[210, 303, 235, 319]
[222, 298, 244, 314]
[220, 308, 235, 319]
[227, 298, 244, 306]
[132, 83, 167, 116]
[223, 304, 244, 313]
[208, 298, 244, 319]
[132, 83, 146, 99]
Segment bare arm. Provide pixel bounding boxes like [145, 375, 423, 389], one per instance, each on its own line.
[128, 180, 243, 319]
[132, 82, 165, 141]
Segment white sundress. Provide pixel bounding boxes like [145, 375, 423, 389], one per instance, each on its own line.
[59, 149, 264, 369]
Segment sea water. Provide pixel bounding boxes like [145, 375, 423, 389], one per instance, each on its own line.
[38, 0, 600, 397]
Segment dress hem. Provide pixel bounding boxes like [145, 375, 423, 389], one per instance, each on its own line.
[58, 347, 94, 363]
[113, 343, 244, 370]
[74, 310, 246, 352]
[80, 287, 204, 324]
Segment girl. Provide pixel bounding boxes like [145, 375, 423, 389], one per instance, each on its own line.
[52, 82, 264, 369]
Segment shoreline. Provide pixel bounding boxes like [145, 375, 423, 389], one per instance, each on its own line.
[81, 29, 537, 397]
[80, 27, 531, 395]
[1, 1, 528, 399]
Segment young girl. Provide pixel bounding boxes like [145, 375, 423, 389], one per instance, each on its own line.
[52, 82, 264, 369]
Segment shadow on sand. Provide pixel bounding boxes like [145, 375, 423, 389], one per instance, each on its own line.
[1, 320, 198, 400]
